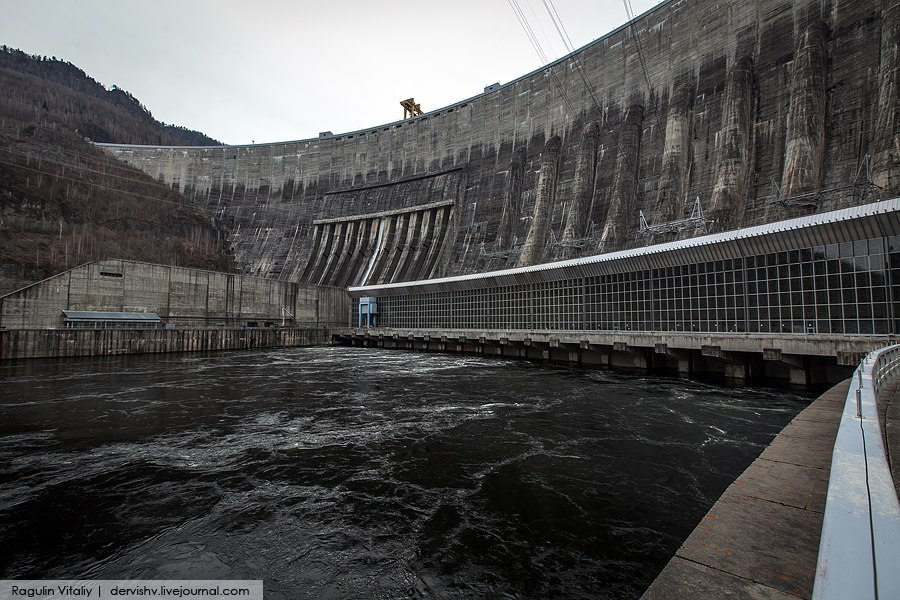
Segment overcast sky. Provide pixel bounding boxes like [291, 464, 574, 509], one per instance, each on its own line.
[1, 0, 661, 145]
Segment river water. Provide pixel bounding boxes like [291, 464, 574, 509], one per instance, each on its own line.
[0, 347, 809, 599]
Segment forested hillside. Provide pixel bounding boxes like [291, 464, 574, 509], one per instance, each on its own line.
[0, 47, 235, 295]
[0, 46, 221, 146]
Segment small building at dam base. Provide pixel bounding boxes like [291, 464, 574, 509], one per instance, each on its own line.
[0, 259, 347, 360]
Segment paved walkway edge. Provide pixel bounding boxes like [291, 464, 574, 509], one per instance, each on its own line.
[640, 379, 850, 600]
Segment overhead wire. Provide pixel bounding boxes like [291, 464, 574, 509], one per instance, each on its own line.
[542, 0, 574, 52]
[2, 146, 180, 190]
[508, 0, 549, 64]
[0, 156, 195, 208]
[507, 0, 578, 117]
[540, 0, 605, 116]
[0, 132, 173, 182]
[0, 147, 314, 235]
[524, 0, 559, 61]
[622, 0, 665, 133]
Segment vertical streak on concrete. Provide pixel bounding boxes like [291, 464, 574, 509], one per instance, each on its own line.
[781, 21, 828, 198]
[599, 105, 644, 252]
[873, 0, 900, 191]
[329, 220, 361, 287]
[344, 219, 378, 288]
[387, 213, 416, 283]
[307, 223, 336, 285]
[378, 214, 406, 285]
[316, 222, 347, 286]
[299, 224, 324, 283]
[360, 219, 388, 286]
[653, 83, 695, 238]
[392, 211, 422, 283]
[709, 57, 756, 232]
[517, 135, 562, 267]
[422, 206, 451, 279]
[496, 146, 527, 250]
[407, 209, 435, 280]
[363, 215, 399, 285]
[559, 122, 600, 260]
[406, 210, 427, 281]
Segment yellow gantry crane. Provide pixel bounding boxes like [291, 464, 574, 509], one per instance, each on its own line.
[400, 98, 423, 119]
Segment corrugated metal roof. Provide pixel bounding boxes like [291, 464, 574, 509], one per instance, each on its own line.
[62, 310, 161, 321]
[350, 197, 900, 294]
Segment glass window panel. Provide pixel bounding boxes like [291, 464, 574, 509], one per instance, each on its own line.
[814, 261, 826, 276]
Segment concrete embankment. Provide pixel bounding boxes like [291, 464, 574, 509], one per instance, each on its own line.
[642, 379, 849, 599]
[0, 327, 332, 360]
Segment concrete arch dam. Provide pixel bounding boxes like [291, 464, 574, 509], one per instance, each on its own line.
[99, 0, 900, 289]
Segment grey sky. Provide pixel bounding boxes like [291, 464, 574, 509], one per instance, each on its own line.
[1, 0, 660, 145]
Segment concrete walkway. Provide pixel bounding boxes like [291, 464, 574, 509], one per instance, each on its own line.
[641, 379, 850, 600]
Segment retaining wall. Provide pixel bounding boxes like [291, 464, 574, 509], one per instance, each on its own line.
[0, 327, 332, 361]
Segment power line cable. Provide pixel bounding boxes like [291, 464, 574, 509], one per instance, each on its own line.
[524, 0, 560, 59]
[540, 0, 604, 115]
[543, 0, 574, 52]
[0, 152, 313, 235]
[622, 0, 664, 133]
[0, 157, 194, 208]
[508, 0, 549, 64]
[3, 146, 176, 190]
[507, 0, 578, 116]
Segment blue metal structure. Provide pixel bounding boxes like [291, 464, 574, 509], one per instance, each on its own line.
[357, 296, 378, 328]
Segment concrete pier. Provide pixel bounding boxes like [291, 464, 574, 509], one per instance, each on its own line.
[333, 327, 880, 386]
[641, 379, 849, 599]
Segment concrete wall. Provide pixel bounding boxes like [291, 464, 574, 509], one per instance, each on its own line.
[0, 259, 348, 329]
[99, 0, 899, 289]
[0, 327, 332, 361]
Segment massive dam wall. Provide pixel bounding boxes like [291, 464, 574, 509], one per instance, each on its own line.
[100, 0, 900, 289]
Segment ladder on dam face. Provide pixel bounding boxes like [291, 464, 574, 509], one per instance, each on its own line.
[639, 197, 709, 236]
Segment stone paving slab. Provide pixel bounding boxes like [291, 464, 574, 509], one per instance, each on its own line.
[641, 379, 851, 600]
[674, 492, 822, 597]
[758, 427, 839, 470]
[775, 417, 841, 442]
[790, 404, 844, 423]
[641, 556, 800, 600]
[732, 458, 829, 512]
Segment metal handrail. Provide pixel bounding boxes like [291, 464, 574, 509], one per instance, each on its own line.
[813, 344, 900, 599]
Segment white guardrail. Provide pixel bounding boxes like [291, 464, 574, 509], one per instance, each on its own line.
[813, 345, 900, 599]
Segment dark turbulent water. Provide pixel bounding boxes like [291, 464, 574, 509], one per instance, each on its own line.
[0, 347, 809, 599]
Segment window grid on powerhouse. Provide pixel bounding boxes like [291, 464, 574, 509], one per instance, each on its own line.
[370, 237, 899, 335]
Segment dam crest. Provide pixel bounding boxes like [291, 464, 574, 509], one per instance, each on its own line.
[96, 0, 900, 289]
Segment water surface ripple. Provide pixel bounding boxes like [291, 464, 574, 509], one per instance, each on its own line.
[0, 347, 809, 599]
